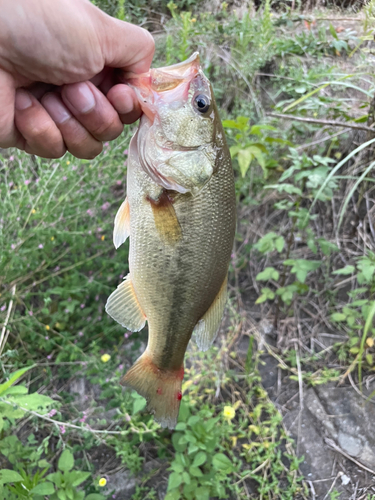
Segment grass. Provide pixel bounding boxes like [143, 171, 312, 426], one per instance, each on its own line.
[1, 1, 375, 499]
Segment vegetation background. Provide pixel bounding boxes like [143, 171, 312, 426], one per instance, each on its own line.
[1, 0, 375, 498]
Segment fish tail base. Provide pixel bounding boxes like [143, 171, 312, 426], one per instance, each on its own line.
[121, 352, 184, 429]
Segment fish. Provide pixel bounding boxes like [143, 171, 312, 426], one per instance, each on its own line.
[105, 52, 236, 429]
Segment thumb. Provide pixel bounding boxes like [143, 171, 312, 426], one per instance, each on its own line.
[98, 13, 155, 74]
[0, 70, 22, 148]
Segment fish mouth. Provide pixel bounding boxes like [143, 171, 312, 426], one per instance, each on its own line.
[121, 53, 201, 121]
[123, 52, 200, 92]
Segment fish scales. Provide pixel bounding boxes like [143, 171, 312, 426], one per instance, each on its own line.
[106, 53, 236, 428]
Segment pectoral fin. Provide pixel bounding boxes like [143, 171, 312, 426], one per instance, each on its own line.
[105, 274, 146, 331]
[148, 191, 182, 245]
[193, 276, 228, 351]
[113, 197, 130, 249]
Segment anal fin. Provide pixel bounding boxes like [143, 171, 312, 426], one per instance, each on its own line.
[193, 276, 228, 351]
[105, 274, 146, 332]
[113, 197, 130, 249]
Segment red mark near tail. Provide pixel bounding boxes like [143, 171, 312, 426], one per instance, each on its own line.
[177, 391, 182, 401]
[157, 387, 162, 395]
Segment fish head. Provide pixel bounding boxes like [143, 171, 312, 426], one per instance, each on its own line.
[124, 53, 221, 194]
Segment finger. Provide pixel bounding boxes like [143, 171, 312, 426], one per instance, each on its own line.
[14, 89, 66, 158]
[61, 81, 124, 141]
[0, 69, 22, 148]
[107, 84, 141, 124]
[97, 14, 155, 74]
[41, 92, 103, 159]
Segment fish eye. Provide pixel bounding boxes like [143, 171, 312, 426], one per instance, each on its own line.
[194, 94, 210, 113]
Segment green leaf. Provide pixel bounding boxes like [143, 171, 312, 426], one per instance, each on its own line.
[167, 472, 182, 490]
[172, 432, 187, 453]
[332, 265, 355, 275]
[85, 495, 106, 500]
[331, 313, 346, 322]
[237, 148, 253, 177]
[0, 365, 35, 396]
[58, 449, 74, 472]
[0, 469, 23, 484]
[317, 238, 339, 256]
[165, 491, 180, 500]
[329, 23, 339, 40]
[212, 453, 233, 472]
[256, 267, 279, 282]
[283, 259, 321, 283]
[30, 482, 56, 495]
[182, 471, 190, 484]
[2, 385, 28, 396]
[132, 395, 147, 415]
[57, 490, 67, 500]
[175, 422, 186, 431]
[255, 287, 275, 304]
[9, 393, 54, 414]
[69, 471, 91, 487]
[275, 237, 285, 253]
[195, 486, 210, 500]
[189, 466, 203, 477]
[192, 451, 207, 467]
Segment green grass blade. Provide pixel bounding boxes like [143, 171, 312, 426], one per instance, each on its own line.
[336, 160, 375, 235]
[358, 301, 375, 392]
[283, 75, 354, 113]
[309, 137, 375, 214]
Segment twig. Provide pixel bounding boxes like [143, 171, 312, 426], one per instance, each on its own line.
[0, 285, 16, 358]
[296, 129, 349, 151]
[233, 459, 270, 486]
[324, 437, 375, 476]
[0, 397, 154, 436]
[323, 472, 341, 500]
[267, 113, 375, 133]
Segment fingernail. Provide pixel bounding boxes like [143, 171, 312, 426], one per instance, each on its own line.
[15, 90, 32, 110]
[42, 94, 72, 124]
[64, 82, 96, 114]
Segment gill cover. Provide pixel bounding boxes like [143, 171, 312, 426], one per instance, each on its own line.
[124, 53, 218, 194]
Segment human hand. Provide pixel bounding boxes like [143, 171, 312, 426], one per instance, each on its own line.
[0, 0, 154, 159]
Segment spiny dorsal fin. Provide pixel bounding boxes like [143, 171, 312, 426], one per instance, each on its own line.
[113, 197, 130, 249]
[105, 274, 146, 332]
[193, 276, 228, 351]
[148, 191, 182, 245]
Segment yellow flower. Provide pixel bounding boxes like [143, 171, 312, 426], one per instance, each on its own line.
[66, 161, 70, 165]
[98, 478, 107, 487]
[223, 405, 235, 420]
[101, 353, 111, 363]
[101, 235, 105, 241]
[191, 17, 196, 22]
[366, 337, 374, 348]
[51, 236, 55, 241]
[45, 325, 50, 331]
[31, 209, 36, 214]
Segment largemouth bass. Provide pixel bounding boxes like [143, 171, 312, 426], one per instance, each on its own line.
[106, 53, 236, 428]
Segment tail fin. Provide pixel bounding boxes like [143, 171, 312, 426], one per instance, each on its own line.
[121, 352, 184, 429]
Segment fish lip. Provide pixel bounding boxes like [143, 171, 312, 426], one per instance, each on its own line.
[120, 52, 202, 122]
[121, 52, 200, 88]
